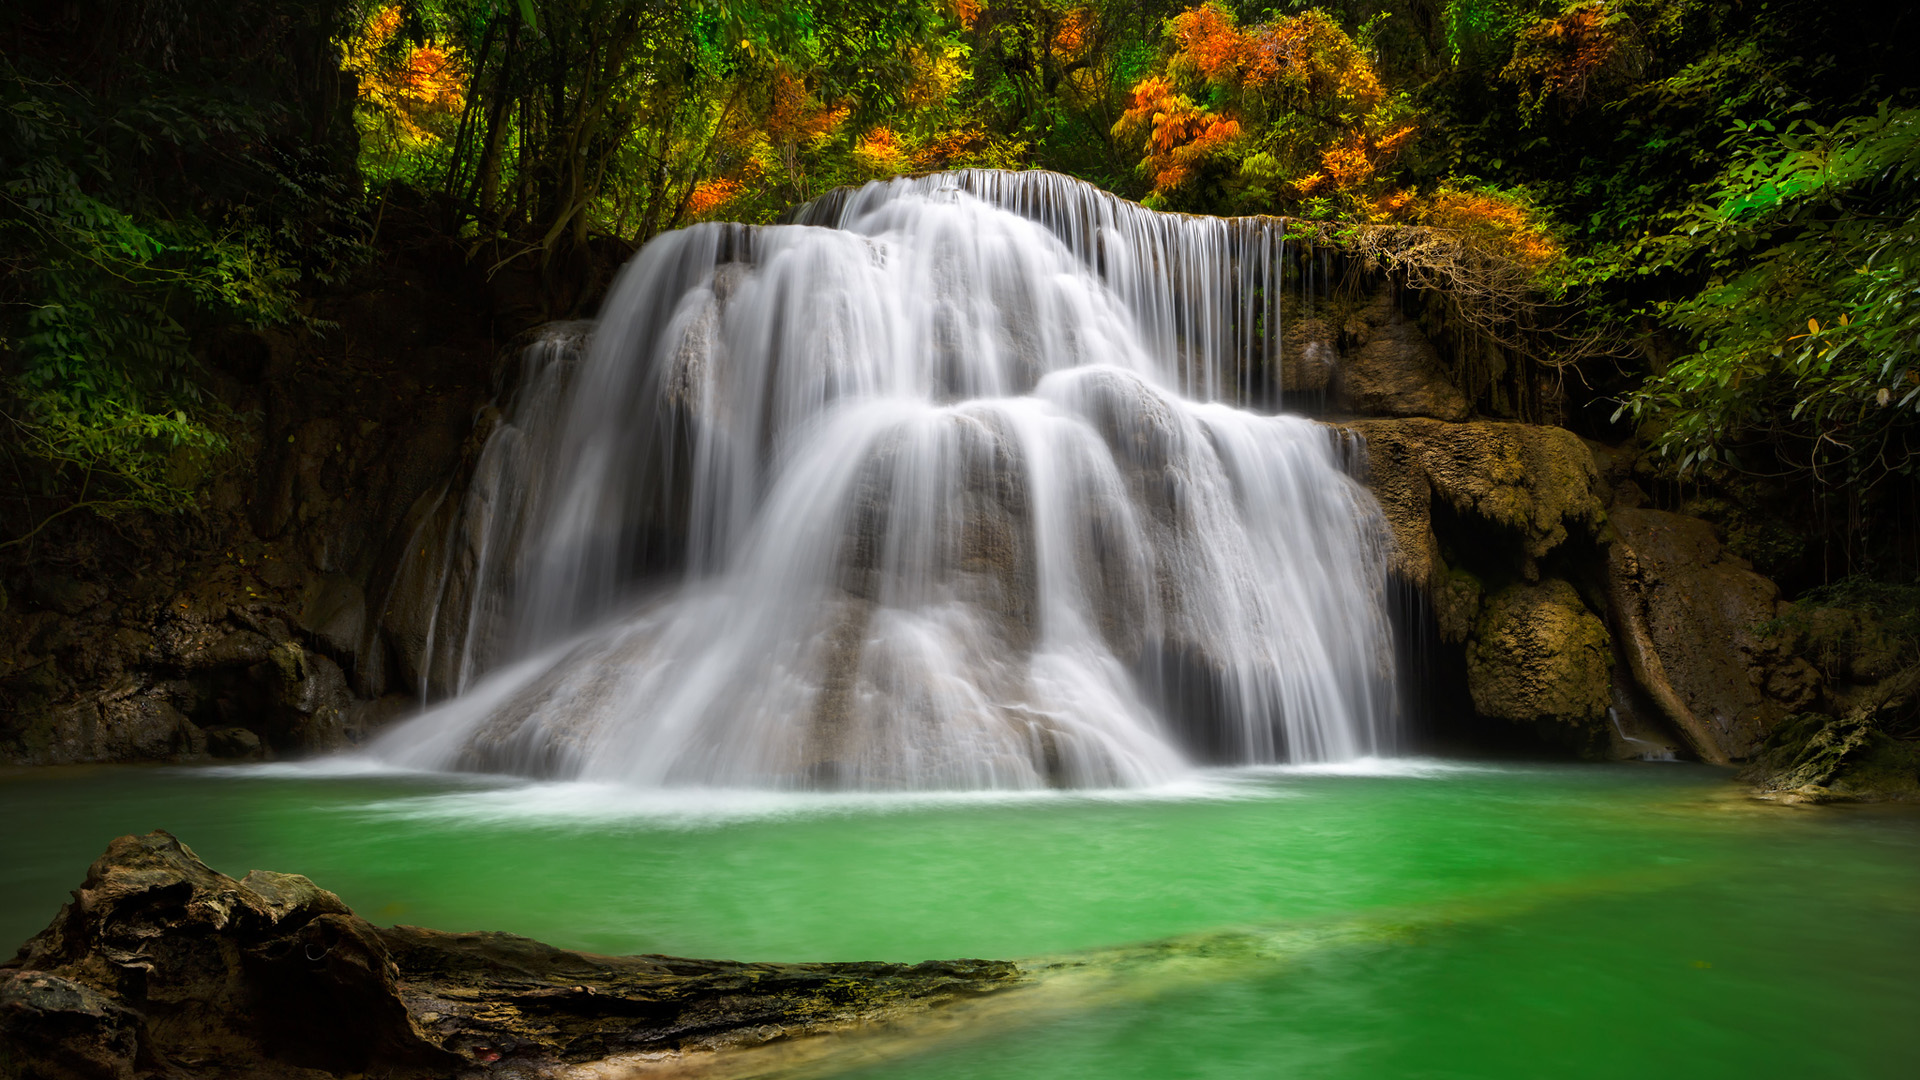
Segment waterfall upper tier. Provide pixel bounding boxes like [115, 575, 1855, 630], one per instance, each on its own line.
[370, 170, 1399, 789]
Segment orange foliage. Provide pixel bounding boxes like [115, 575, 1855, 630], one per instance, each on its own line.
[1115, 76, 1241, 193]
[951, 0, 981, 29]
[912, 127, 986, 170]
[1369, 187, 1416, 218]
[1504, 1, 1622, 112]
[1167, 3, 1247, 84]
[1054, 7, 1093, 60]
[1422, 189, 1560, 269]
[366, 5, 402, 42]
[344, 5, 465, 146]
[1165, 4, 1382, 108]
[687, 177, 744, 218]
[1120, 6, 1406, 207]
[400, 43, 463, 110]
[765, 69, 846, 147]
[852, 126, 912, 175]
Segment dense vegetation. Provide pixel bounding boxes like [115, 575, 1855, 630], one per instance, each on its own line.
[3, 0, 1917, 583]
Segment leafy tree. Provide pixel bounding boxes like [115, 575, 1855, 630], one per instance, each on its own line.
[0, 1, 361, 544]
[1623, 105, 1920, 482]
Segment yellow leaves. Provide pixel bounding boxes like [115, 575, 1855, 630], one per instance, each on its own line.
[344, 5, 465, 151]
[765, 69, 847, 148]
[365, 5, 403, 46]
[1420, 188, 1562, 270]
[852, 127, 911, 177]
[903, 44, 969, 110]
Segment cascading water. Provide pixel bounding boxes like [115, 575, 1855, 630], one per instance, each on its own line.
[370, 170, 1398, 790]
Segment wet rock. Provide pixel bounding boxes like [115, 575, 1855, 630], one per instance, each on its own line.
[0, 970, 144, 1080]
[1344, 418, 1603, 589]
[1745, 711, 1875, 798]
[2, 832, 1024, 1079]
[1742, 659, 1920, 802]
[95, 694, 199, 761]
[18, 576, 108, 619]
[261, 643, 354, 753]
[1608, 508, 1808, 762]
[1432, 566, 1483, 645]
[1331, 292, 1471, 421]
[205, 725, 264, 759]
[1464, 579, 1612, 753]
[1278, 317, 1338, 395]
[299, 573, 367, 668]
[5, 831, 451, 1078]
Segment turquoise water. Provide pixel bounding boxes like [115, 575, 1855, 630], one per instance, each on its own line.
[2, 760, 1915, 1077]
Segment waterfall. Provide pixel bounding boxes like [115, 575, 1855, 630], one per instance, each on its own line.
[370, 170, 1397, 789]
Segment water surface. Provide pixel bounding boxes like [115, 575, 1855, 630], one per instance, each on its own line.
[2, 761, 1914, 1078]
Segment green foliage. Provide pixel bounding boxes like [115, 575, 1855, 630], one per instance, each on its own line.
[1622, 105, 1920, 480]
[0, 2, 361, 540]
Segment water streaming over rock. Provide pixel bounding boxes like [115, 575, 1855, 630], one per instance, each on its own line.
[371, 170, 1398, 789]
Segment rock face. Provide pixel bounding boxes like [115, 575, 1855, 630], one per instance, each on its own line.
[1, 832, 1023, 1079]
[1463, 579, 1612, 754]
[1343, 417, 1603, 591]
[1330, 292, 1471, 421]
[0, 247, 516, 766]
[1606, 508, 1817, 762]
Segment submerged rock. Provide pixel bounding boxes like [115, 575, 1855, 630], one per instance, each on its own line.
[1, 833, 1023, 1079]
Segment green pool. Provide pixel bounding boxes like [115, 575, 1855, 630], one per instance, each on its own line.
[3, 760, 1915, 1078]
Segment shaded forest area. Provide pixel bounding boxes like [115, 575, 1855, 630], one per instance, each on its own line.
[3, 2, 1918, 609]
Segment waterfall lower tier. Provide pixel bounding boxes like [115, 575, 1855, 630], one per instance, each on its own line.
[371, 170, 1397, 789]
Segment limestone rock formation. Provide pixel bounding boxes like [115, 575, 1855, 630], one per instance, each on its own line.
[2, 832, 1023, 1079]
[1330, 292, 1471, 421]
[1277, 316, 1338, 395]
[1343, 418, 1604, 590]
[1606, 508, 1817, 763]
[1463, 579, 1612, 753]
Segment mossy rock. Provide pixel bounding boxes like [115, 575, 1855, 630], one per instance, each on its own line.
[1464, 578, 1612, 755]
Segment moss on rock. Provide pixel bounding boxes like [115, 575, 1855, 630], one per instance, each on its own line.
[1464, 579, 1612, 754]
[1342, 418, 1603, 589]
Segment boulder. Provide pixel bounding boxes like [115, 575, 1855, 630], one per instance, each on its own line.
[4, 831, 453, 1078]
[0, 970, 143, 1080]
[261, 643, 355, 752]
[1464, 579, 1612, 753]
[205, 725, 264, 759]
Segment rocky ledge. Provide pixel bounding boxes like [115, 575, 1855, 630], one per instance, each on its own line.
[0, 832, 1021, 1079]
